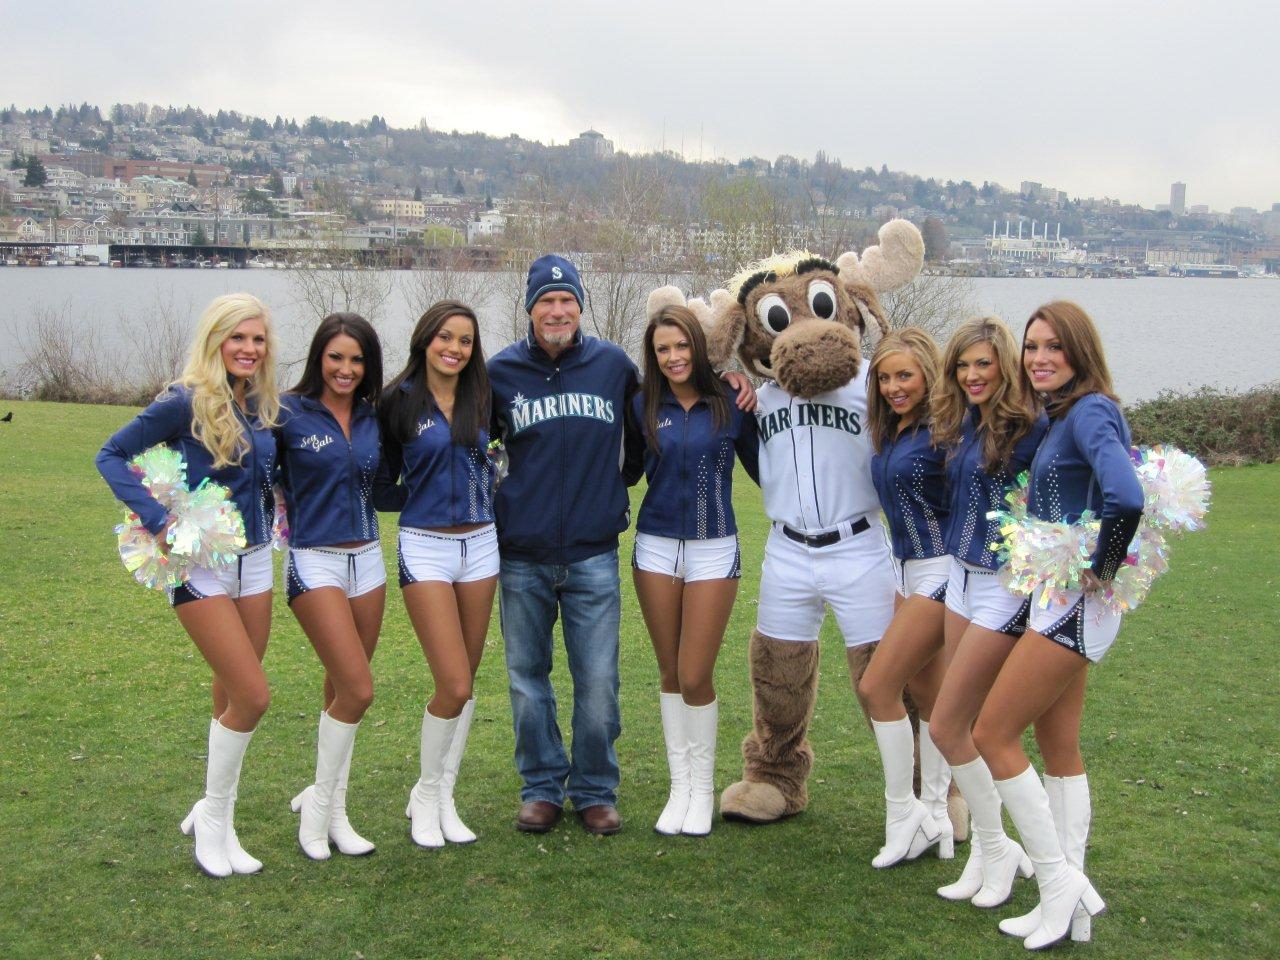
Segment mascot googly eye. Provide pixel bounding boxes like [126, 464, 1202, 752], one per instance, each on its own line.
[686, 219, 924, 399]
[756, 294, 791, 335]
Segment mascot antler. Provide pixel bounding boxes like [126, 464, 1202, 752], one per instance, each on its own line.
[835, 218, 925, 337]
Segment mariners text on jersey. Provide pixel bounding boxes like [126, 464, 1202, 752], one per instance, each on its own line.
[508, 391, 615, 435]
[757, 401, 862, 444]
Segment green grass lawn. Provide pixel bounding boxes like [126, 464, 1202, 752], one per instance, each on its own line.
[0, 400, 1275, 960]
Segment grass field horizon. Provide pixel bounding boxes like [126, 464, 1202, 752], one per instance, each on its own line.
[1, 399, 1275, 960]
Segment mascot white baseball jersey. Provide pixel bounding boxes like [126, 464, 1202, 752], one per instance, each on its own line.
[754, 364, 895, 646]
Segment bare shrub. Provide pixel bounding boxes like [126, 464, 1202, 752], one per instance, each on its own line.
[118, 287, 194, 398]
[9, 303, 127, 403]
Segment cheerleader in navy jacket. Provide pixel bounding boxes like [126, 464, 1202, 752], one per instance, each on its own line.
[631, 304, 760, 838]
[276, 313, 385, 861]
[858, 327, 957, 868]
[376, 299, 498, 848]
[95, 293, 279, 878]
[971, 302, 1142, 950]
[926, 316, 1049, 910]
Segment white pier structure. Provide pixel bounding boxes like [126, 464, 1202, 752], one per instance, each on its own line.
[986, 220, 1079, 262]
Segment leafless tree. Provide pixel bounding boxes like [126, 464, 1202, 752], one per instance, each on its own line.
[118, 286, 195, 397]
[283, 257, 395, 376]
[877, 270, 978, 344]
[399, 247, 501, 321]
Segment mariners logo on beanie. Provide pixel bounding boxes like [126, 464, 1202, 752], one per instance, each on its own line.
[525, 255, 585, 314]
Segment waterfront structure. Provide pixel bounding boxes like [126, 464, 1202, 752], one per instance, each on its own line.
[985, 220, 1079, 262]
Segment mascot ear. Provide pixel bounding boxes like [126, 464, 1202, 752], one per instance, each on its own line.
[705, 288, 745, 369]
[837, 218, 925, 295]
[646, 285, 688, 321]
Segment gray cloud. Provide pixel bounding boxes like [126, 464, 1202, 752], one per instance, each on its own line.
[6, 0, 1277, 209]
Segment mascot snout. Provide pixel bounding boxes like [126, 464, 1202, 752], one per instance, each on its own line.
[771, 320, 861, 399]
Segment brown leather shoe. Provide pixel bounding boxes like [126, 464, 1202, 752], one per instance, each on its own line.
[576, 804, 622, 836]
[516, 801, 562, 833]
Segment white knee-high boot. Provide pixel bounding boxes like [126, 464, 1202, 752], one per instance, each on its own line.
[1000, 773, 1093, 942]
[182, 720, 253, 878]
[406, 706, 458, 848]
[439, 698, 477, 844]
[681, 699, 718, 837]
[917, 720, 955, 860]
[655, 693, 691, 836]
[291, 712, 359, 860]
[948, 757, 1032, 907]
[325, 721, 375, 856]
[995, 766, 1105, 950]
[870, 717, 940, 867]
[183, 719, 263, 875]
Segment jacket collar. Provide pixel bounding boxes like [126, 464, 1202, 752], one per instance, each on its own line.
[659, 384, 709, 409]
[298, 392, 373, 419]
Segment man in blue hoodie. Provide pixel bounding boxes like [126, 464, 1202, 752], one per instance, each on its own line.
[488, 255, 644, 835]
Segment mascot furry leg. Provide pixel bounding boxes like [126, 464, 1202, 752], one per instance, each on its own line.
[721, 631, 969, 834]
[720, 631, 819, 822]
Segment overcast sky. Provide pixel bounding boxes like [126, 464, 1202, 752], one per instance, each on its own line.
[7, 1, 1277, 210]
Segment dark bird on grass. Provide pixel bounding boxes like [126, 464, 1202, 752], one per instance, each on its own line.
[0, 412, 11, 422]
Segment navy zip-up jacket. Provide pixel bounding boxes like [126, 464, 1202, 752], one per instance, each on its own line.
[375, 380, 496, 528]
[275, 393, 380, 548]
[944, 407, 1049, 570]
[872, 421, 949, 561]
[1027, 393, 1144, 581]
[632, 383, 760, 540]
[96, 385, 276, 546]
[488, 327, 644, 564]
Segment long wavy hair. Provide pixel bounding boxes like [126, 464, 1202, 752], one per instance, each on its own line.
[640, 305, 728, 453]
[931, 315, 1036, 473]
[867, 326, 942, 454]
[381, 300, 489, 447]
[289, 312, 384, 405]
[176, 292, 280, 467]
[1021, 301, 1119, 417]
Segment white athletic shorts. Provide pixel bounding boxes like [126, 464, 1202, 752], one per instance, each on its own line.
[756, 518, 895, 647]
[169, 542, 273, 607]
[894, 555, 950, 602]
[632, 533, 741, 582]
[285, 542, 386, 604]
[944, 557, 1030, 637]
[398, 524, 499, 586]
[1029, 586, 1123, 663]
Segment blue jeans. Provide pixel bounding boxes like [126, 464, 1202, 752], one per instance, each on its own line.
[499, 550, 621, 810]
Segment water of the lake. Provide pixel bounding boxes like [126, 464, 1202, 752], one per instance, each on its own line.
[1, 268, 1277, 402]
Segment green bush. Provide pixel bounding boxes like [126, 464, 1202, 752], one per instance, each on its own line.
[1126, 383, 1280, 465]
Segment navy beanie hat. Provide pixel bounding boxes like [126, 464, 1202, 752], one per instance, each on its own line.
[524, 255, 584, 314]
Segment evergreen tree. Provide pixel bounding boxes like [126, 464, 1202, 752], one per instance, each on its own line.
[187, 169, 198, 187]
[413, 185, 422, 202]
[23, 156, 47, 187]
[192, 225, 209, 245]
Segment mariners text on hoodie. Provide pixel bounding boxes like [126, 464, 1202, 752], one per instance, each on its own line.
[488, 328, 643, 564]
